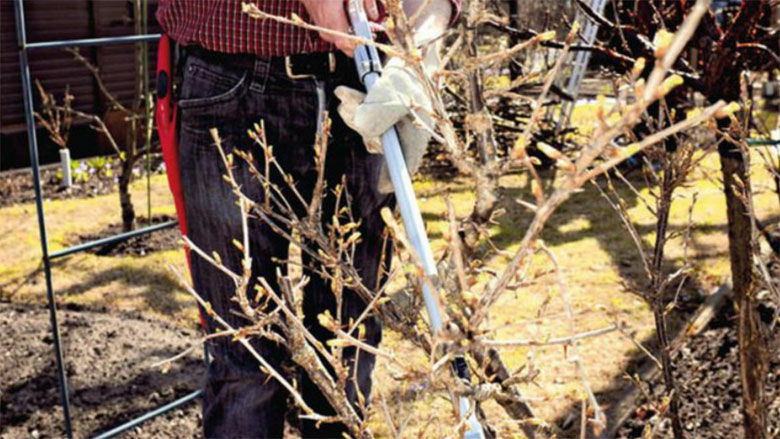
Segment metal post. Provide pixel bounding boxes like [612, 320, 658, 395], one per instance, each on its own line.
[24, 33, 160, 50]
[49, 220, 178, 260]
[89, 390, 203, 439]
[12, 0, 74, 437]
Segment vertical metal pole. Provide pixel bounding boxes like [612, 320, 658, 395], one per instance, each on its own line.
[141, 0, 153, 225]
[508, 0, 520, 80]
[12, 0, 74, 437]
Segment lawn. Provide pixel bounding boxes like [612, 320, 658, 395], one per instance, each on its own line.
[0, 174, 196, 326]
[370, 150, 778, 436]
[1, 144, 778, 435]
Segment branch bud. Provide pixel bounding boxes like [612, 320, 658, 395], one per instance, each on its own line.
[631, 57, 646, 79]
[596, 94, 608, 120]
[536, 142, 563, 160]
[317, 311, 336, 330]
[652, 29, 674, 59]
[714, 102, 740, 119]
[531, 179, 543, 202]
[326, 338, 348, 348]
[634, 78, 646, 98]
[623, 142, 642, 158]
[539, 30, 556, 42]
[511, 135, 528, 160]
[569, 21, 581, 38]
[556, 158, 576, 174]
[656, 74, 684, 98]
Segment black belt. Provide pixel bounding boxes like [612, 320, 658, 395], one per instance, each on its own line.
[186, 45, 352, 80]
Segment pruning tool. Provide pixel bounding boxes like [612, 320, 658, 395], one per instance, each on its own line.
[157, 34, 208, 331]
[346, 2, 486, 438]
[156, 34, 186, 238]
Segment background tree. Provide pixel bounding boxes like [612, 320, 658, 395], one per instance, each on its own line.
[34, 0, 155, 233]
[567, 1, 779, 437]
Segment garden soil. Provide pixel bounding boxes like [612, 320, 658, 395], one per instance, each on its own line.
[0, 157, 165, 208]
[615, 303, 780, 439]
[0, 167, 115, 208]
[2, 300, 777, 438]
[0, 302, 202, 439]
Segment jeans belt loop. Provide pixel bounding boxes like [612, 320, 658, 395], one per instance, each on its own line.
[328, 52, 336, 74]
[250, 56, 270, 93]
[284, 52, 337, 80]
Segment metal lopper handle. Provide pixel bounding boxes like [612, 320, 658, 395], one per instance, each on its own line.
[345, 2, 486, 438]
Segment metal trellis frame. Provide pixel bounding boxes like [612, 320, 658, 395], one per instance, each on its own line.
[12, 1, 203, 438]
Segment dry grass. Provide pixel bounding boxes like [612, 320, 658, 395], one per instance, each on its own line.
[0, 174, 197, 326]
[370, 149, 779, 436]
[1, 145, 778, 435]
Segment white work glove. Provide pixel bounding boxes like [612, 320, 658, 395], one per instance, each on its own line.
[335, 0, 451, 194]
[335, 58, 433, 193]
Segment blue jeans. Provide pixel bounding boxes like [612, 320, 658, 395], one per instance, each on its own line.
[177, 48, 393, 438]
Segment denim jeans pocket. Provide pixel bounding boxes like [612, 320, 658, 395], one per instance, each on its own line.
[179, 56, 249, 110]
[178, 55, 250, 152]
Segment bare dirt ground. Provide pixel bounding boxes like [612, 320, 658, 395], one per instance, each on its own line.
[2, 153, 778, 438]
[0, 302, 203, 439]
[0, 166, 115, 208]
[3, 298, 777, 439]
[615, 303, 780, 439]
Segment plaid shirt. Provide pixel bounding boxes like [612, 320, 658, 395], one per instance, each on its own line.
[156, 0, 460, 57]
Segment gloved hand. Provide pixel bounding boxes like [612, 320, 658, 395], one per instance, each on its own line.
[335, 57, 433, 193]
[335, 0, 451, 194]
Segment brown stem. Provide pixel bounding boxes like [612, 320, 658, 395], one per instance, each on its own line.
[651, 163, 684, 439]
[774, 162, 780, 211]
[471, 346, 540, 438]
[118, 155, 137, 232]
[461, 18, 500, 251]
[718, 132, 768, 439]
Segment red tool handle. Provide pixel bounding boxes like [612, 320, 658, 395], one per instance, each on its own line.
[156, 34, 186, 236]
[156, 35, 206, 329]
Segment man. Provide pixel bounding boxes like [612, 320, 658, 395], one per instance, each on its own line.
[155, 0, 458, 437]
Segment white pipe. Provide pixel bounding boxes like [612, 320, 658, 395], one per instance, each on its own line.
[59, 148, 72, 188]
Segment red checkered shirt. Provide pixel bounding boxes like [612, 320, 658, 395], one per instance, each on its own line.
[156, 0, 460, 57]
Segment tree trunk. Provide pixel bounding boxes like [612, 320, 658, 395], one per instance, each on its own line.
[652, 307, 684, 439]
[718, 131, 768, 439]
[462, 24, 500, 250]
[118, 156, 136, 232]
[116, 0, 142, 233]
[651, 153, 685, 439]
[650, 182, 685, 439]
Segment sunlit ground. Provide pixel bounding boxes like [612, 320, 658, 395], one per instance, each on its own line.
[2, 111, 778, 436]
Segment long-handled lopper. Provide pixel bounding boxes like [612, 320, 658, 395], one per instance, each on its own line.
[156, 34, 210, 331]
[346, 2, 486, 438]
[156, 34, 186, 240]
